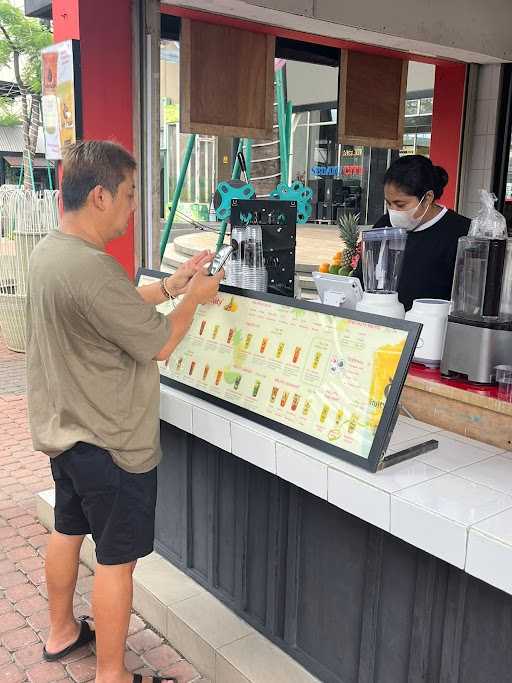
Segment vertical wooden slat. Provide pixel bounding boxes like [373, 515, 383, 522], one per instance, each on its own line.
[439, 569, 468, 683]
[407, 553, 438, 681]
[284, 487, 302, 648]
[235, 459, 249, 610]
[207, 445, 218, 587]
[357, 527, 384, 683]
[265, 478, 289, 637]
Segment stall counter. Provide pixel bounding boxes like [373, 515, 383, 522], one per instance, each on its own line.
[403, 365, 512, 451]
[160, 382, 512, 596]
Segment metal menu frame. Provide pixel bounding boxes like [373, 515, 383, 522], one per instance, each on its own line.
[137, 268, 421, 472]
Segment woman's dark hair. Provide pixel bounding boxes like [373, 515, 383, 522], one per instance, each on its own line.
[383, 155, 448, 200]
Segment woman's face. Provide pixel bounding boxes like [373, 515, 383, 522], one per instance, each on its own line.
[384, 182, 424, 212]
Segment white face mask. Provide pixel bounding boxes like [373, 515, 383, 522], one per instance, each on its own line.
[388, 195, 429, 231]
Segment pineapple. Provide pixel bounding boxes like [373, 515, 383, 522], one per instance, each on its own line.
[338, 212, 361, 272]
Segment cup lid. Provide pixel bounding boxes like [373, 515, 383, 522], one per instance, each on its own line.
[361, 227, 407, 241]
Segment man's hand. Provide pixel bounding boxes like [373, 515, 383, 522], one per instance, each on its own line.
[186, 268, 224, 305]
[154, 267, 224, 361]
[167, 250, 213, 296]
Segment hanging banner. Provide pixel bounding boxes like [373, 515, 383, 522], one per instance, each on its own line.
[41, 40, 82, 160]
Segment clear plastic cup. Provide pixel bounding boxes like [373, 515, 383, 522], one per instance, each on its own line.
[495, 365, 512, 402]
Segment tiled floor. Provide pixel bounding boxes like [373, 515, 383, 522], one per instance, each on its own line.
[0, 336, 205, 683]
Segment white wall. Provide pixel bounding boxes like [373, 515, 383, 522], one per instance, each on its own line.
[460, 65, 502, 219]
[168, 0, 510, 64]
[247, 0, 512, 62]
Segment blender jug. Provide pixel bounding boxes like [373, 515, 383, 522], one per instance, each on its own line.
[361, 228, 407, 293]
[356, 227, 408, 319]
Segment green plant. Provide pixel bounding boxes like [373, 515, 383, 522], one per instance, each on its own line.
[0, 1, 52, 188]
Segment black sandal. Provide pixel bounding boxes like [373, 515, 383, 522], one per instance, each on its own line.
[132, 675, 177, 682]
[43, 615, 95, 662]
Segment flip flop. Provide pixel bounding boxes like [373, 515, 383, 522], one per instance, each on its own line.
[43, 615, 95, 662]
[132, 675, 177, 682]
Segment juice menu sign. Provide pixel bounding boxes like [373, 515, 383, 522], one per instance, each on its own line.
[41, 41, 80, 160]
[139, 274, 418, 469]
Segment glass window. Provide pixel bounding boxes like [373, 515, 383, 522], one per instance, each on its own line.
[401, 133, 416, 155]
[405, 99, 419, 117]
[419, 97, 433, 115]
[415, 132, 431, 157]
[160, 38, 232, 222]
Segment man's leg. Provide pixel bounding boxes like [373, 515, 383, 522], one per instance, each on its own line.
[45, 530, 85, 653]
[92, 561, 135, 683]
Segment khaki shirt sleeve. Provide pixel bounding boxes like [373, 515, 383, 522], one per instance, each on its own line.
[86, 276, 170, 363]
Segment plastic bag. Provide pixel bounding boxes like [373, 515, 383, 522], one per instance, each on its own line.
[469, 189, 507, 239]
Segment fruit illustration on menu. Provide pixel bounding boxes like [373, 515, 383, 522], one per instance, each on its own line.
[367, 340, 405, 429]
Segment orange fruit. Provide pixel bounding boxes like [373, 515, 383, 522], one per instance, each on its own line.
[319, 262, 330, 273]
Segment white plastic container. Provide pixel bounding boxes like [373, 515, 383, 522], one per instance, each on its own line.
[405, 298, 450, 367]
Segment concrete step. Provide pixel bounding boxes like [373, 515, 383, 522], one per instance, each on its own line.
[37, 490, 319, 683]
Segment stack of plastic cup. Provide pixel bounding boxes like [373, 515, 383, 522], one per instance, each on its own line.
[496, 365, 512, 402]
[227, 226, 244, 287]
[242, 224, 267, 292]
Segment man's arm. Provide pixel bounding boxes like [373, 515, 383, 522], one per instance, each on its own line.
[138, 250, 212, 305]
[154, 268, 223, 361]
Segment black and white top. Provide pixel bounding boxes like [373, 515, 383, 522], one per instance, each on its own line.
[354, 208, 471, 311]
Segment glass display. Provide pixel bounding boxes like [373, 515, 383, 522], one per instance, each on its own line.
[138, 271, 421, 471]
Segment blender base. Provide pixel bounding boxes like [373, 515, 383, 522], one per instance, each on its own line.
[355, 292, 405, 319]
[441, 319, 512, 385]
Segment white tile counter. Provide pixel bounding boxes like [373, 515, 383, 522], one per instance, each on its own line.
[160, 384, 512, 595]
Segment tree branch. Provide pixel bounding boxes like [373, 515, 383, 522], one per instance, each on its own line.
[0, 23, 27, 92]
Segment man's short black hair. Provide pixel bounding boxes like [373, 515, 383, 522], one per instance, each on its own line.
[61, 140, 136, 212]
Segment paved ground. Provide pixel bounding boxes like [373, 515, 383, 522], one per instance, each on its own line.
[0, 337, 204, 683]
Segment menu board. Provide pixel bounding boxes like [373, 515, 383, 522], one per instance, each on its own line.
[137, 270, 420, 472]
[41, 40, 82, 160]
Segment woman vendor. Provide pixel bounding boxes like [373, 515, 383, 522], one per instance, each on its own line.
[354, 155, 470, 311]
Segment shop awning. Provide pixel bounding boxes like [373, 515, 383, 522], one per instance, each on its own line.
[3, 156, 54, 169]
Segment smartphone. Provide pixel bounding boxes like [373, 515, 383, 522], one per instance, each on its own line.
[208, 245, 233, 276]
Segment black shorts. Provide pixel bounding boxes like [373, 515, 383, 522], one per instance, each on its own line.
[50, 442, 157, 566]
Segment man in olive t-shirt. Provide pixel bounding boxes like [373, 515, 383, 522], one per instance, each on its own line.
[26, 141, 223, 683]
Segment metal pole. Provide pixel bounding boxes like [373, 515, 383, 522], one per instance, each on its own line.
[275, 68, 288, 185]
[47, 162, 53, 191]
[160, 133, 196, 260]
[215, 138, 244, 251]
[285, 100, 293, 182]
[244, 138, 252, 181]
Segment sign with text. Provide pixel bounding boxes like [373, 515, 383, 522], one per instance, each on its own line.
[138, 271, 420, 471]
[41, 40, 82, 160]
